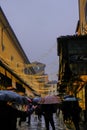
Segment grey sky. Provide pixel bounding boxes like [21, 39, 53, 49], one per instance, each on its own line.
[0, 0, 79, 80]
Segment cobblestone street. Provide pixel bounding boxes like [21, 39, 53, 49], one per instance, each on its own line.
[16, 113, 87, 130]
[17, 113, 67, 130]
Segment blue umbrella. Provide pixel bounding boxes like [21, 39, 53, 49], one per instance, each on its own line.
[0, 90, 27, 104]
[33, 97, 41, 103]
[63, 97, 81, 101]
[64, 95, 74, 99]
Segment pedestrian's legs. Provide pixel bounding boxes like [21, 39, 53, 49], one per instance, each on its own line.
[44, 116, 50, 130]
[27, 114, 31, 125]
[50, 117, 55, 130]
[19, 118, 22, 126]
[38, 114, 42, 121]
[72, 119, 80, 130]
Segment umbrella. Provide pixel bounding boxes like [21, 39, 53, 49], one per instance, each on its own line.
[21, 96, 31, 104]
[63, 97, 81, 101]
[0, 90, 27, 104]
[33, 97, 41, 103]
[64, 95, 73, 99]
[39, 95, 61, 104]
[24, 96, 32, 103]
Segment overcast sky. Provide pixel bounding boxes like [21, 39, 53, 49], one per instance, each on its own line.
[0, 0, 79, 81]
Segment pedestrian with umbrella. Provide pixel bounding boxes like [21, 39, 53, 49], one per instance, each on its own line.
[26, 99, 33, 125]
[0, 90, 24, 129]
[70, 100, 82, 130]
[42, 104, 56, 130]
[33, 96, 42, 122]
[0, 90, 28, 105]
[39, 95, 61, 130]
[18, 103, 37, 127]
[62, 95, 82, 130]
[0, 90, 37, 130]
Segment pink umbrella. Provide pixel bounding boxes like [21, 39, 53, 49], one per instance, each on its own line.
[39, 95, 61, 104]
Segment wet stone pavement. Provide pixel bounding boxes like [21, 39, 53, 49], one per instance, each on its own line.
[17, 113, 86, 130]
[17, 113, 67, 130]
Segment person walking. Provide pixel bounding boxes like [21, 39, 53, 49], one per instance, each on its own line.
[42, 104, 55, 130]
[71, 101, 82, 130]
[61, 101, 72, 123]
[0, 101, 28, 130]
[19, 104, 37, 126]
[26, 102, 32, 125]
[35, 104, 42, 122]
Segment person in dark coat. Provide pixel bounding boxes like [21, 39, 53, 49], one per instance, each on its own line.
[35, 104, 42, 121]
[61, 101, 72, 122]
[71, 101, 82, 130]
[42, 104, 56, 130]
[0, 101, 26, 130]
[0, 101, 36, 130]
[18, 104, 37, 126]
[26, 102, 32, 125]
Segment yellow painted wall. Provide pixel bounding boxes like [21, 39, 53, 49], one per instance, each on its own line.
[79, 0, 87, 34]
[0, 13, 33, 95]
[0, 9, 42, 96]
[0, 24, 26, 71]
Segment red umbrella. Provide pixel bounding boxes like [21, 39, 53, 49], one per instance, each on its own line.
[39, 95, 61, 104]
